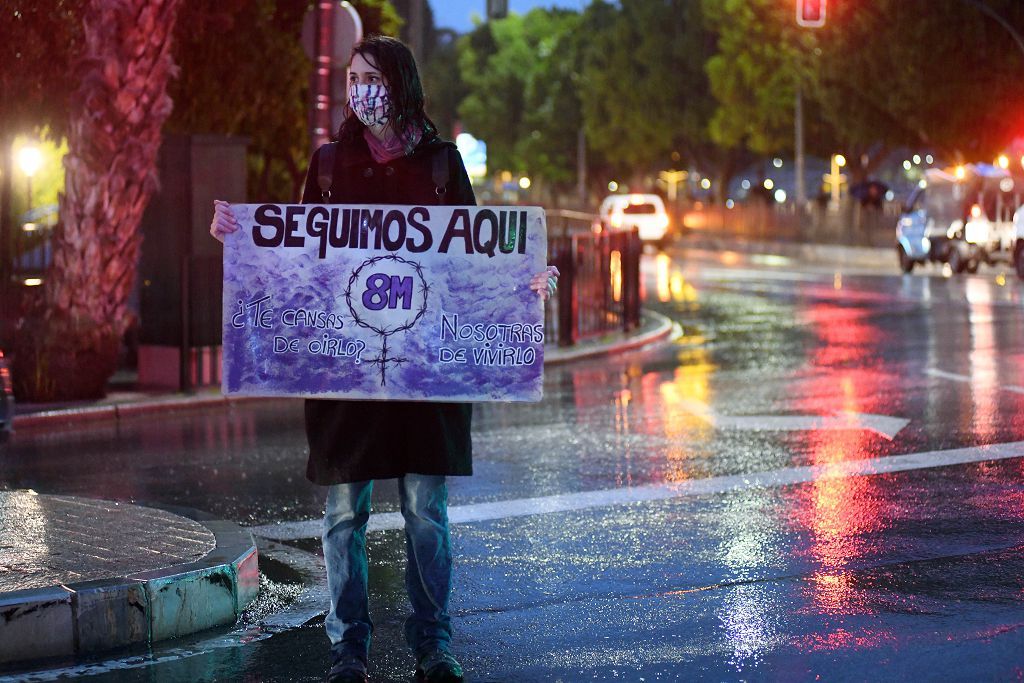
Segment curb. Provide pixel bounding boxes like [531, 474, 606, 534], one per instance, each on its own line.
[12, 313, 677, 431]
[11, 394, 267, 431]
[0, 501, 258, 668]
[544, 310, 675, 365]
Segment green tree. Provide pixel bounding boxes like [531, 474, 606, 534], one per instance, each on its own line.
[421, 29, 467, 140]
[580, 0, 747, 198]
[457, 16, 529, 175]
[457, 9, 587, 196]
[702, 0, 812, 157]
[704, 0, 1024, 183]
[352, 0, 403, 37]
[816, 0, 1024, 175]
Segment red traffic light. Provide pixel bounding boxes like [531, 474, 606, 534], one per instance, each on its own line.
[796, 0, 826, 28]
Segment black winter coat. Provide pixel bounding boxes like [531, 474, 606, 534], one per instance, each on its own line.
[300, 131, 477, 485]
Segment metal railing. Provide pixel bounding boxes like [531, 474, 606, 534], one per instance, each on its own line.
[545, 210, 642, 347]
[680, 200, 901, 247]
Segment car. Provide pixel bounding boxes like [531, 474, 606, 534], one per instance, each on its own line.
[896, 168, 967, 273]
[598, 194, 671, 244]
[946, 164, 1019, 274]
[1014, 206, 1024, 279]
[0, 349, 13, 443]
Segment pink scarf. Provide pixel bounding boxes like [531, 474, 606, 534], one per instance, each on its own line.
[364, 127, 421, 164]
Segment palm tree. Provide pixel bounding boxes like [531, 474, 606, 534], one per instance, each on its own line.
[16, 0, 181, 400]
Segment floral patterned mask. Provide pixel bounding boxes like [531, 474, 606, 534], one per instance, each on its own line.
[349, 83, 392, 128]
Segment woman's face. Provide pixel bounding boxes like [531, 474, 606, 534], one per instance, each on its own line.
[349, 52, 387, 87]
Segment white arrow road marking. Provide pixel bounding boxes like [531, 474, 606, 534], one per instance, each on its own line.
[925, 367, 1024, 394]
[247, 440, 1024, 541]
[672, 398, 909, 440]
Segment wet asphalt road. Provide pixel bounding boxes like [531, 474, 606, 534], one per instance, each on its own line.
[4, 246, 1024, 681]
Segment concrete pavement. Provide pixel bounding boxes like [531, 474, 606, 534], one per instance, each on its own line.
[0, 492, 257, 666]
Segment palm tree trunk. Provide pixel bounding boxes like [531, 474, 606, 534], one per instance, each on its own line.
[15, 0, 181, 401]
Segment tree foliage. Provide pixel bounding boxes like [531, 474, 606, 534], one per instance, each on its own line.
[166, 0, 309, 201]
[0, 1, 87, 140]
[457, 9, 585, 191]
[816, 0, 1024, 164]
[421, 30, 466, 140]
[580, 0, 750, 192]
[0, 1, 86, 260]
[352, 0, 403, 38]
[166, 0, 402, 202]
[703, 0, 1024, 175]
[702, 0, 811, 156]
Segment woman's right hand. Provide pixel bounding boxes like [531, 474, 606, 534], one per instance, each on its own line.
[210, 199, 239, 243]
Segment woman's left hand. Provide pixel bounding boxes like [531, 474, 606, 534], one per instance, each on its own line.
[529, 265, 561, 301]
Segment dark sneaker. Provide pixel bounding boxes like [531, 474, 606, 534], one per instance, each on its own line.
[415, 648, 464, 682]
[326, 654, 368, 683]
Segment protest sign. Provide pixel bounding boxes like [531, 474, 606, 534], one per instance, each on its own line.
[222, 204, 547, 402]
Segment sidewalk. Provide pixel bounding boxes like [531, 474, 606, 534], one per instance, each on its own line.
[0, 310, 674, 669]
[0, 492, 257, 666]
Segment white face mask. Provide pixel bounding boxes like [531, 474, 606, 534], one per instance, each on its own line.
[349, 83, 392, 128]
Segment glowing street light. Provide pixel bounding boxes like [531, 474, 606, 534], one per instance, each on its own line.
[997, 154, 1009, 169]
[824, 154, 848, 205]
[17, 145, 43, 213]
[518, 176, 531, 190]
[17, 146, 42, 177]
[658, 169, 687, 202]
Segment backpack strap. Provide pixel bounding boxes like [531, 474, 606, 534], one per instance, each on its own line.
[317, 142, 337, 201]
[432, 146, 450, 198]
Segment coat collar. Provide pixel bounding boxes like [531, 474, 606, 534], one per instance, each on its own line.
[338, 129, 450, 168]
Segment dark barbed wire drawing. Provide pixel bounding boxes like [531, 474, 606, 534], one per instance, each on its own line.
[345, 254, 429, 386]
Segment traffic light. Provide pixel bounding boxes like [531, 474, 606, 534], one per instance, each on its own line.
[796, 0, 826, 28]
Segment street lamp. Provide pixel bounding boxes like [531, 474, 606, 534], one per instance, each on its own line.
[17, 145, 42, 214]
[824, 154, 847, 206]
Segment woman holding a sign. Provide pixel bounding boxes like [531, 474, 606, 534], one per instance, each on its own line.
[212, 35, 557, 683]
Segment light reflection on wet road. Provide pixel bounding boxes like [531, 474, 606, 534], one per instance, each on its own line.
[4, 248, 1024, 681]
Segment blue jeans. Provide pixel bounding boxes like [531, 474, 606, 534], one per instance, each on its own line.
[322, 474, 452, 662]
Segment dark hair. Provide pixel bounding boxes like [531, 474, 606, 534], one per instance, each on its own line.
[336, 35, 437, 152]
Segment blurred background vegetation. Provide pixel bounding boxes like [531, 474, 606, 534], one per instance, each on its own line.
[3, 0, 1024, 212]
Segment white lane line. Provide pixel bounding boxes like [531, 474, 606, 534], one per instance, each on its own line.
[248, 440, 1024, 541]
[925, 367, 1024, 394]
[672, 397, 908, 440]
